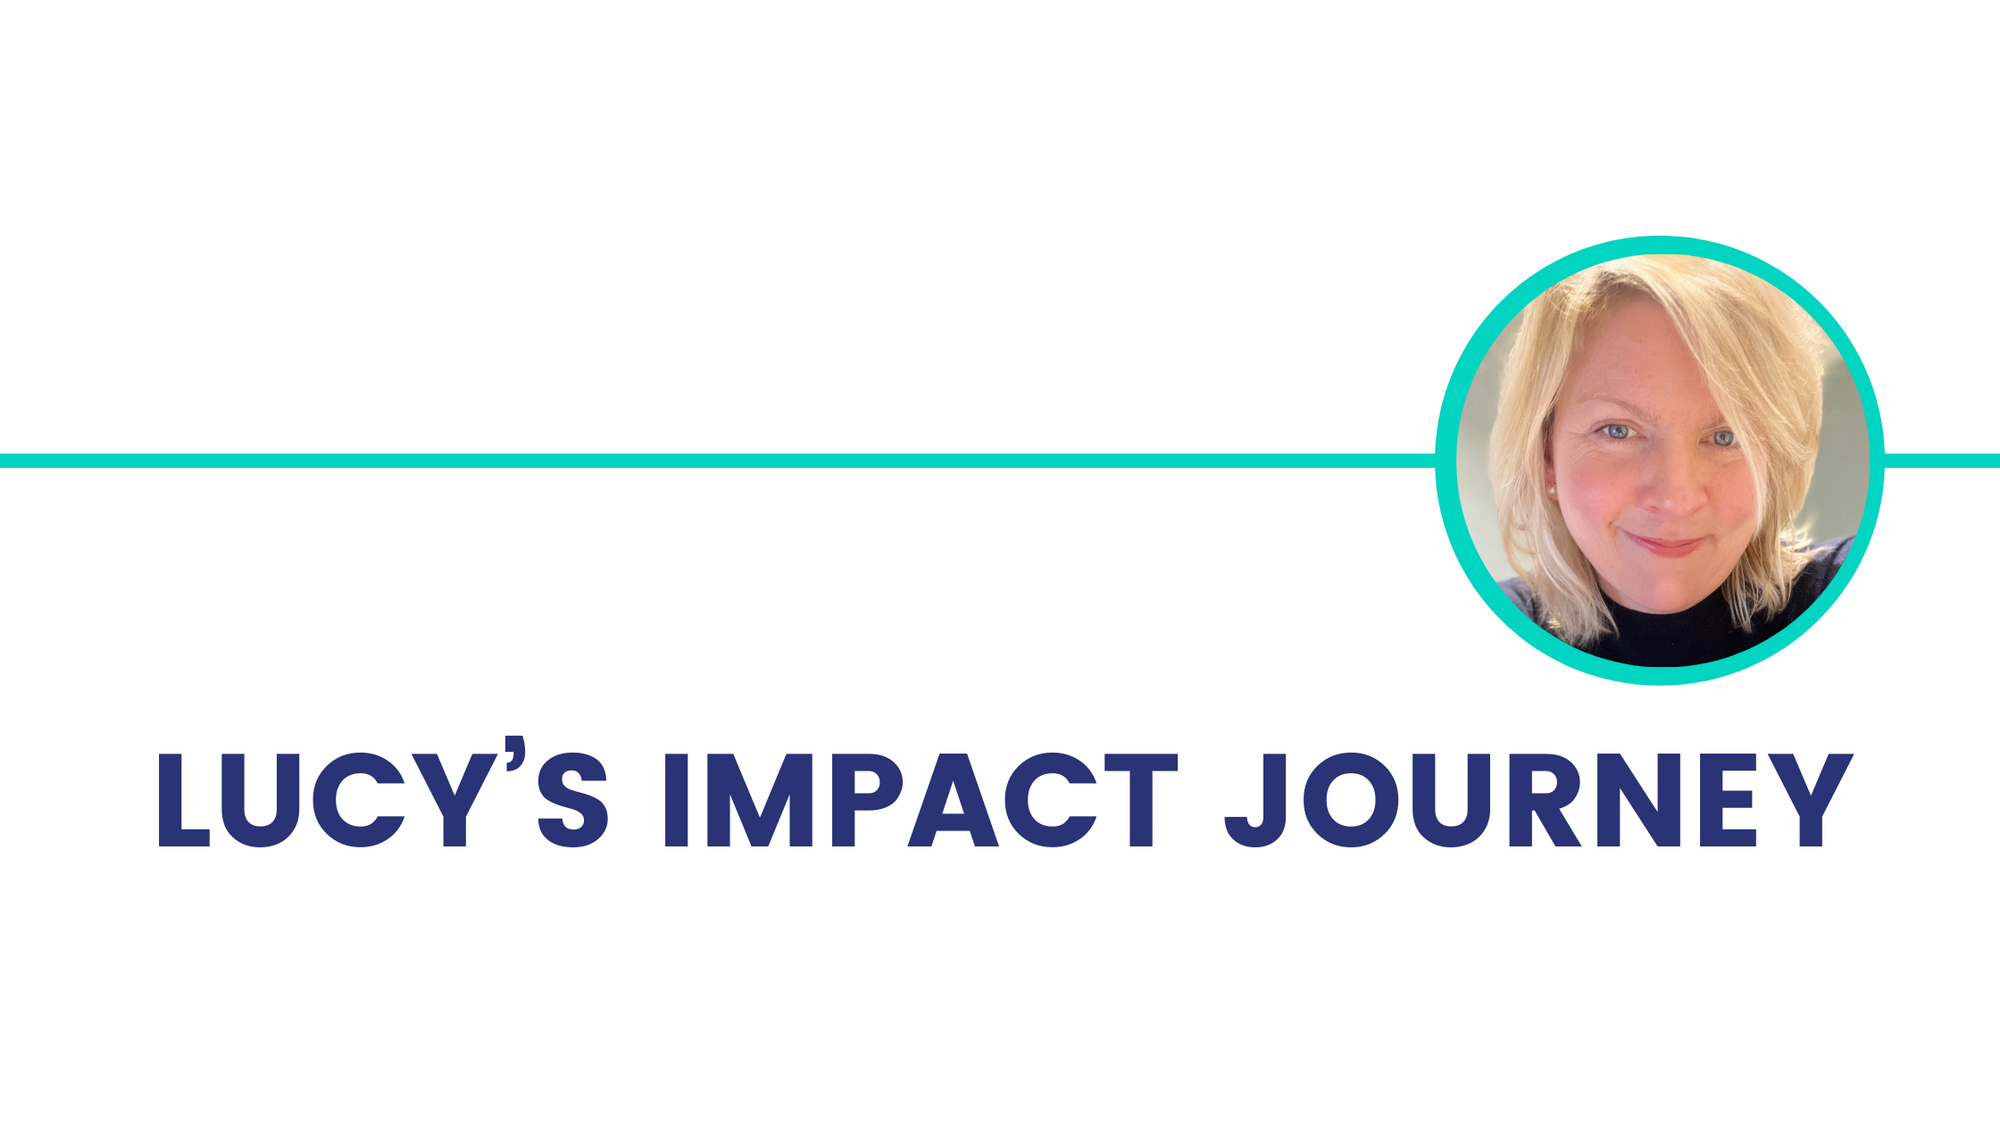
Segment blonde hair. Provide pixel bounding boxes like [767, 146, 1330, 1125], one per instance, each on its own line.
[1489, 255, 1829, 646]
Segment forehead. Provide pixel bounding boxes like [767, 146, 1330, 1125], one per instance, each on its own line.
[1556, 296, 1719, 421]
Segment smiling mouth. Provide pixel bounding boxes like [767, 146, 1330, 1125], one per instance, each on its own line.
[1624, 531, 1706, 558]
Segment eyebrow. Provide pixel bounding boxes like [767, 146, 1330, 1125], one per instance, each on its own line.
[1571, 397, 1730, 430]
[1574, 396, 1649, 417]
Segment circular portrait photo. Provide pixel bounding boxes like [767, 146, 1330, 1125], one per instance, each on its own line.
[1446, 244, 1878, 680]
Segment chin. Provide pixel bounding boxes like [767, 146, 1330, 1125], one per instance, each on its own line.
[1616, 571, 1724, 614]
[1632, 589, 1702, 614]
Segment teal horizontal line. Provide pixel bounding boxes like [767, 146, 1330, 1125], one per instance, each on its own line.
[0, 452, 1441, 469]
[1, 451, 1993, 469]
[1881, 453, 2000, 468]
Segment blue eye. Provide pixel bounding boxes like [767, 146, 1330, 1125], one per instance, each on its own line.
[1714, 430, 1736, 447]
[1602, 424, 1632, 439]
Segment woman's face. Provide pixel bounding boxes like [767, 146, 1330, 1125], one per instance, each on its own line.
[1546, 298, 1759, 615]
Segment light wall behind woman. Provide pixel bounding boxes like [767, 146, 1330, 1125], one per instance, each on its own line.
[1455, 317, 1870, 581]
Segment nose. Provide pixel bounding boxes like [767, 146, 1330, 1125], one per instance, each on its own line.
[1637, 438, 1707, 519]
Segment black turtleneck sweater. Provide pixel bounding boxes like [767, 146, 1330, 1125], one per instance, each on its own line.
[1499, 537, 1854, 667]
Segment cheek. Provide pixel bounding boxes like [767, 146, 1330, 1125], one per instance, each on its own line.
[1554, 453, 1635, 531]
[1713, 462, 1760, 539]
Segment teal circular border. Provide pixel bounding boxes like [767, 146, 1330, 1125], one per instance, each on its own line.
[1435, 236, 1884, 685]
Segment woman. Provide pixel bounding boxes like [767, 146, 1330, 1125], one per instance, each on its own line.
[1489, 255, 1852, 667]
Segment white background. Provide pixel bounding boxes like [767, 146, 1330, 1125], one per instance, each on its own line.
[1, 3, 1993, 1122]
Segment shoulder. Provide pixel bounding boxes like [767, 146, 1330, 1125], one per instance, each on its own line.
[1798, 536, 1854, 595]
[1498, 575, 1599, 652]
[1783, 536, 1854, 618]
[1499, 576, 1542, 620]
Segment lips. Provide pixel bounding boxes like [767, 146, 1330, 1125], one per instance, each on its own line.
[1624, 531, 1706, 558]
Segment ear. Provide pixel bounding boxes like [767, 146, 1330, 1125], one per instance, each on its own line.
[1539, 412, 1557, 498]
